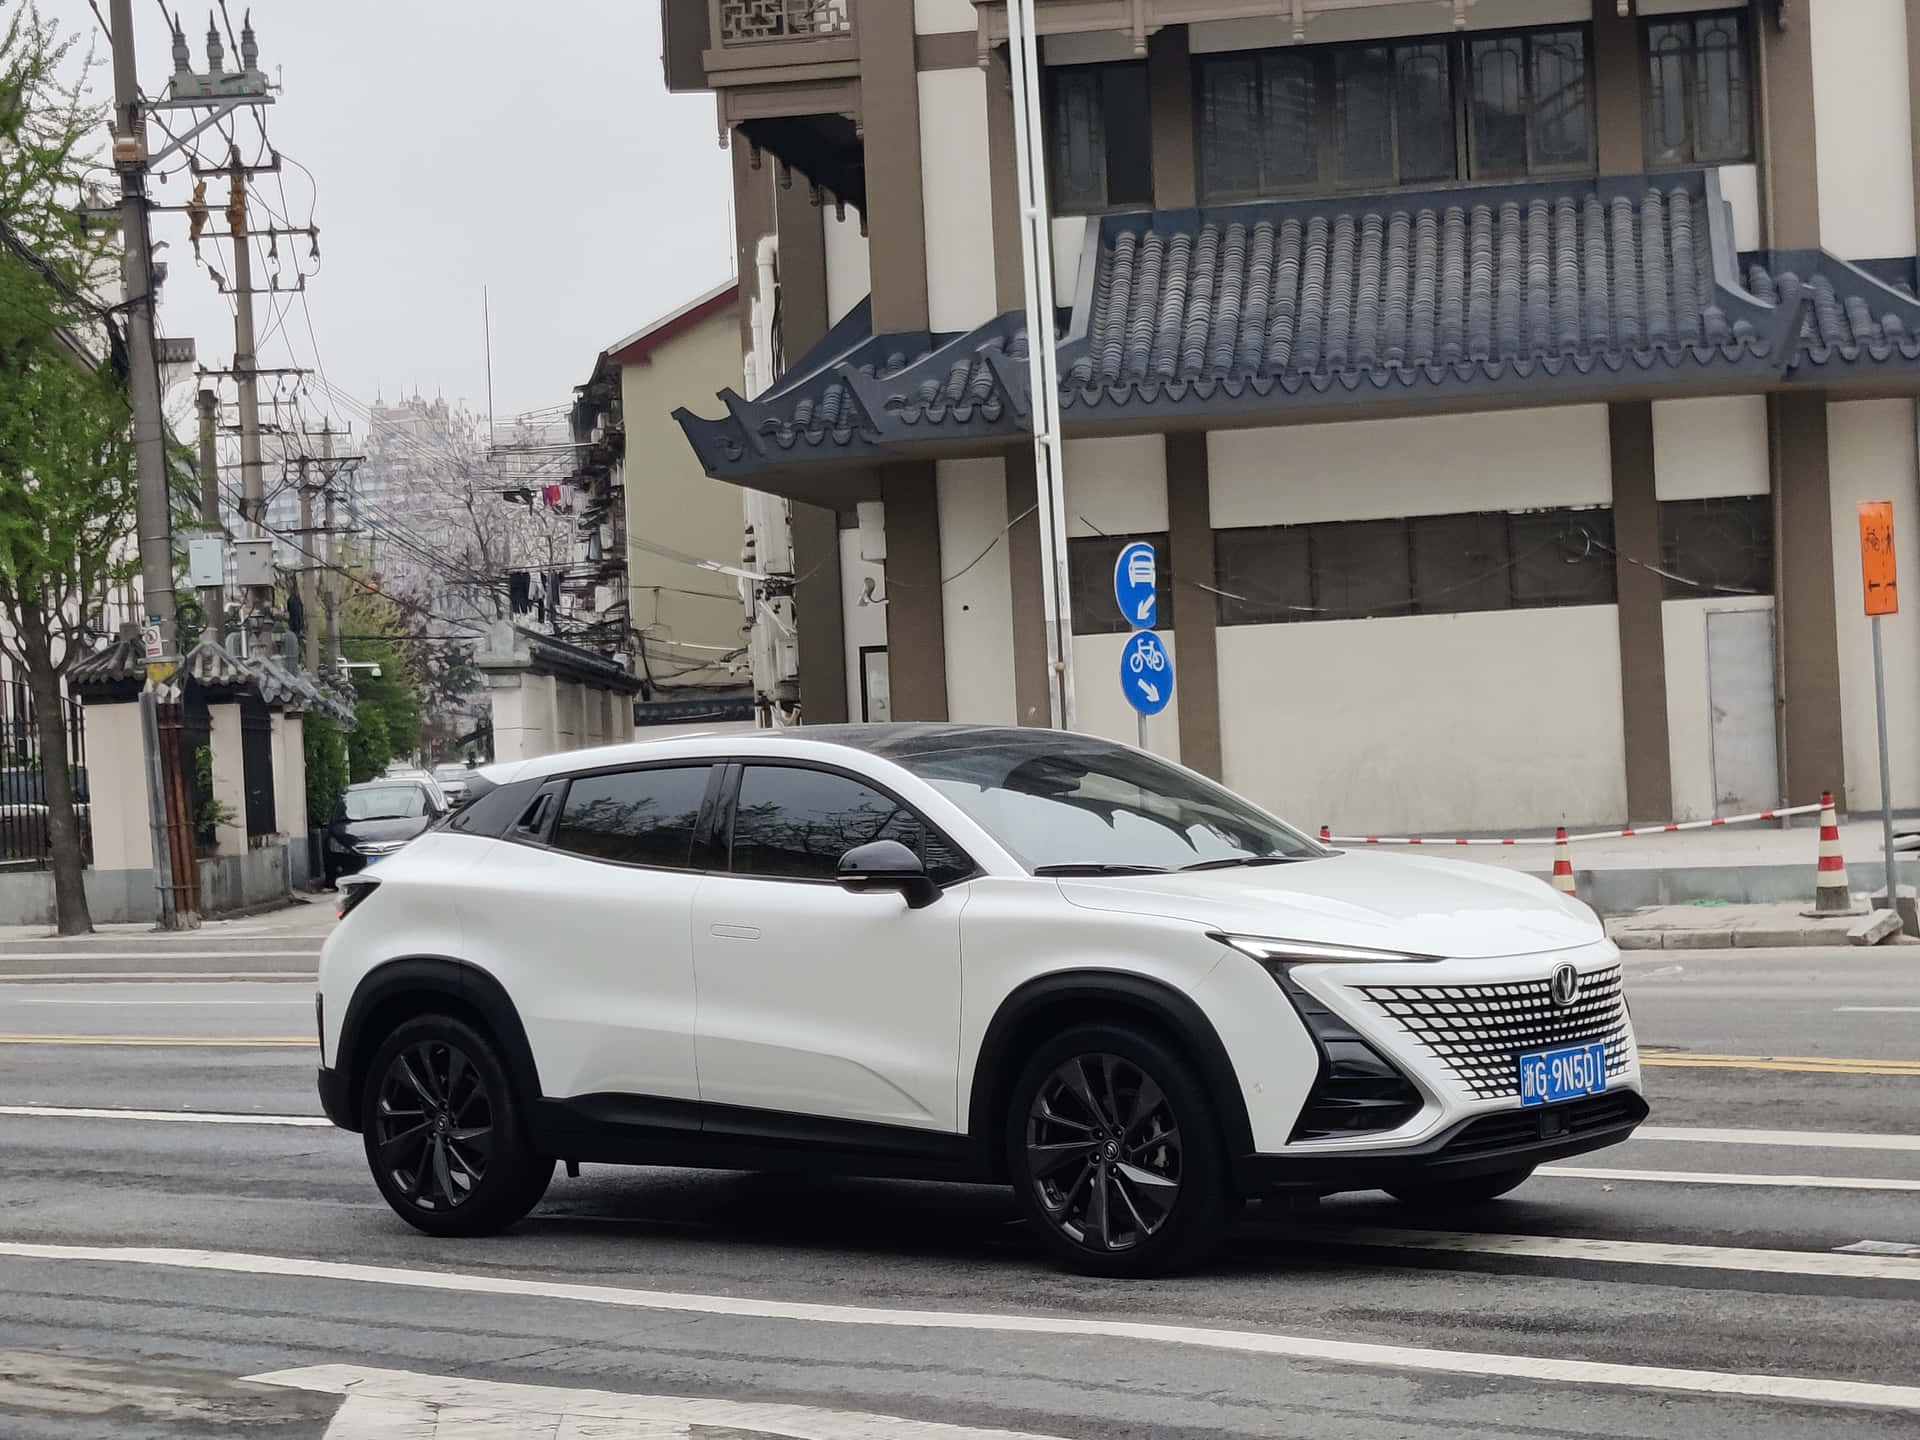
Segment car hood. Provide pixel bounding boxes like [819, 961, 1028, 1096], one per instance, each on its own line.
[1056, 849, 1602, 959]
[331, 816, 430, 845]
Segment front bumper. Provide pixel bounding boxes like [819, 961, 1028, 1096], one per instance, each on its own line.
[1236, 1089, 1647, 1194]
[317, 1065, 357, 1131]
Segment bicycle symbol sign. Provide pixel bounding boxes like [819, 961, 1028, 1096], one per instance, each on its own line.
[1120, 631, 1174, 716]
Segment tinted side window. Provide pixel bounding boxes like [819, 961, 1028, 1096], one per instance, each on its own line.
[444, 776, 539, 837]
[551, 766, 712, 869]
[730, 766, 966, 884]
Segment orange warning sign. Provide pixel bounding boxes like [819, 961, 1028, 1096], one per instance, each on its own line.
[1860, 501, 1898, 616]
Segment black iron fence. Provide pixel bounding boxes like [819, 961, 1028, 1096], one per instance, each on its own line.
[0, 672, 91, 869]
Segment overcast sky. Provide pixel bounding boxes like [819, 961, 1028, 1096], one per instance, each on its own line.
[55, 0, 736, 423]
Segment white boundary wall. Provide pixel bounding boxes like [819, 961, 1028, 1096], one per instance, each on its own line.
[937, 458, 1018, 724]
[1206, 407, 1623, 831]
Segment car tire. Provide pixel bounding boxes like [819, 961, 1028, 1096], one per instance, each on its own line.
[1385, 1166, 1535, 1209]
[361, 1015, 551, 1237]
[1006, 1021, 1235, 1278]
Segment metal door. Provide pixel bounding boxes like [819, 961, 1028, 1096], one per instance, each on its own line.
[1706, 608, 1778, 816]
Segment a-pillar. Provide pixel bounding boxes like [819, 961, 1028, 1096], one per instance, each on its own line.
[80, 698, 153, 872]
[205, 700, 249, 856]
[271, 709, 310, 884]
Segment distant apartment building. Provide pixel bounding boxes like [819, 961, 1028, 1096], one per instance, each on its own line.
[665, 0, 1920, 833]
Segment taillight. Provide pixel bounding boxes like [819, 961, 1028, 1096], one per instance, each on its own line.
[336, 879, 378, 920]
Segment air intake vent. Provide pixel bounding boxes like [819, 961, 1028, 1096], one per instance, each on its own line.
[1278, 977, 1423, 1142]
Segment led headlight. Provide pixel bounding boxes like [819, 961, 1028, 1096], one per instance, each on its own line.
[1212, 934, 1442, 967]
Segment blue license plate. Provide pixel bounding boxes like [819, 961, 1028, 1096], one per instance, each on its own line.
[1518, 1041, 1609, 1107]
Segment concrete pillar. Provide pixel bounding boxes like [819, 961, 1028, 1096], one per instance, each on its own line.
[80, 699, 152, 871]
[554, 680, 583, 752]
[486, 671, 559, 763]
[206, 700, 248, 856]
[273, 711, 308, 884]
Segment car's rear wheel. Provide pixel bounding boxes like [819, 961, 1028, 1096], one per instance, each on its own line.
[1385, 1165, 1535, 1208]
[1007, 1022, 1233, 1277]
[362, 1015, 550, 1236]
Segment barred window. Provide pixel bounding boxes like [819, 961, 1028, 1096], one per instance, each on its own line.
[1068, 532, 1174, 635]
[1658, 495, 1772, 599]
[1047, 62, 1153, 213]
[1644, 12, 1753, 168]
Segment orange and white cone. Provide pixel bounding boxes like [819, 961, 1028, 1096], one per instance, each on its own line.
[1551, 826, 1578, 897]
[1811, 791, 1857, 915]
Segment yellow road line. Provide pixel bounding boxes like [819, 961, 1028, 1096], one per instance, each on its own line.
[1643, 1051, 1920, 1076]
[0, 1034, 314, 1048]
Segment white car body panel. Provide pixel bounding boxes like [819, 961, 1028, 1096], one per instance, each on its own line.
[318, 730, 1643, 1185]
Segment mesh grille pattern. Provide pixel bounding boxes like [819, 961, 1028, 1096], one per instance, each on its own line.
[1354, 965, 1631, 1100]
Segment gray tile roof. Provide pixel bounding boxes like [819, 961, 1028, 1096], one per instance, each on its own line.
[678, 170, 1920, 484]
[68, 630, 148, 698]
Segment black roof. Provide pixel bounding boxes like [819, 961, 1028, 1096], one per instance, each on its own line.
[678, 170, 1920, 485]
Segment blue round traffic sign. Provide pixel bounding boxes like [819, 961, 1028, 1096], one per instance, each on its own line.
[1113, 541, 1158, 630]
[1119, 631, 1173, 716]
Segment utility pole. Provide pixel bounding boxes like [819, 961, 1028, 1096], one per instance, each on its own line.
[321, 425, 342, 677]
[109, 0, 177, 669]
[298, 455, 318, 672]
[228, 150, 269, 655]
[196, 388, 224, 647]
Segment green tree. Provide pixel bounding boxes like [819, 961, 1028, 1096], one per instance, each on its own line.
[304, 710, 348, 823]
[340, 585, 422, 775]
[0, 8, 131, 934]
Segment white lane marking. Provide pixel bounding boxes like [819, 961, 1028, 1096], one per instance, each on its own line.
[0, 1243, 1912, 1413]
[1836, 1006, 1920, 1014]
[1540, 1166, 1920, 1192]
[1836, 1240, 1920, 1257]
[1281, 1225, 1920, 1281]
[0, 951, 318, 962]
[1634, 1125, 1920, 1152]
[7, 997, 303, 1006]
[0, 971, 311, 983]
[0, 1105, 330, 1127]
[259, 1364, 1070, 1439]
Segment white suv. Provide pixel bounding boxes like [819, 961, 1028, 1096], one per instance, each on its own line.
[316, 725, 1645, 1276]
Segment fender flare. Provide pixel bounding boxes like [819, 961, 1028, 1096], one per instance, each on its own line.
[966, 969, 1255, 1161]
[334, 955, 543, 1130]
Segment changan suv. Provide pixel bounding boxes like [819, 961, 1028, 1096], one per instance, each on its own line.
[316, 725, 1645, 1276]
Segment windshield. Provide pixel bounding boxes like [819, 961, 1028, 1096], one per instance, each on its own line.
[885, 733, 1321, 872]
[341, 785, 428, 822]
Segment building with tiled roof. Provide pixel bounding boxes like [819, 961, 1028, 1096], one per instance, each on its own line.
[660, 0, 1920, 832]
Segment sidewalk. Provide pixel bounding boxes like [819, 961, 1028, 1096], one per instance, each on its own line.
[0, 895, 333, 954]
[1343, 817, 1919, 919]
[1605, 900, 1911, 949]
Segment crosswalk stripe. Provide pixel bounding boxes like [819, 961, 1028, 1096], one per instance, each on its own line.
[1538, 1165, 1920, 1192]
[0, 1242, 1914, 1412]
[1272, 1224, 1920, 1280]
[1641, 1051, 1920, 1076]
[1633, 1125, 1920, 1151]
[0, 1034, 312, 1047]
[0, 1105, 331, 1127]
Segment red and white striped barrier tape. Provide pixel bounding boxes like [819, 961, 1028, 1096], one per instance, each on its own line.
[1321, 801, 1825, 849]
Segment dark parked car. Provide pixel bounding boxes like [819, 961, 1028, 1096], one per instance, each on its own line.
[323, 778, 447, 885]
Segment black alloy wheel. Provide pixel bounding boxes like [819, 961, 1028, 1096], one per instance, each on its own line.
[361, 1015, 550, 1236]
[1026, 1053, 1183, 1253]
[1008, 1022, 1233, 1277]
[372, 1038, 493, 1212]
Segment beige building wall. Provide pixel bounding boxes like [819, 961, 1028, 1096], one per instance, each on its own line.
[1827, 399, 1920, 810]
[1810, 0, 1916, 259]
[620, 313, 751, 677]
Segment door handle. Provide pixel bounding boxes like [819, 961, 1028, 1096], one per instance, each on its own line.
[709, 923, 761, 941]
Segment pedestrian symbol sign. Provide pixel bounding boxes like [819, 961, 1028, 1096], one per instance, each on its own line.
[1113, 541, 1158, 630]
[1120, 631, 1173, 716]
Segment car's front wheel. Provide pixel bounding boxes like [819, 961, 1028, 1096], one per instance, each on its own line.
[1007, 1022, 1234, 1277]
[361, 1015, 551, 1236]
[1385, 1165, 1535, 1208]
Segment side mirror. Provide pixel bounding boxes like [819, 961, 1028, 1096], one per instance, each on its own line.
[837, 839, 939, 909]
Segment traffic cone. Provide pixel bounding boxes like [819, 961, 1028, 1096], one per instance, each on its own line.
[1551, 827, 1578, 897]
[1808, 791, 1860, 915]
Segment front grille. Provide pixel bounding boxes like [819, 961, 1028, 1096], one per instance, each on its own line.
[1353, 964, 1632, 1101]
[1444, 1092, 1646, 1159]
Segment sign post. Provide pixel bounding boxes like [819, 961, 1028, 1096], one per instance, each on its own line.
[1114, 541, 1170, 747]
[1859, 501, 1900, 917]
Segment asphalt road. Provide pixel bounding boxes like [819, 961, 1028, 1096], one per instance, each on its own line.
[0, 939, 1915, 1438]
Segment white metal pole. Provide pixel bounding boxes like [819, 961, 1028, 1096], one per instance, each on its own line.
[1872, 613, 1897, 911]
[1005, 0, 1077, 730]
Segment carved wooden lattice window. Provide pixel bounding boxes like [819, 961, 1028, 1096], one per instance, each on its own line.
[720, 0, 852, 43]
